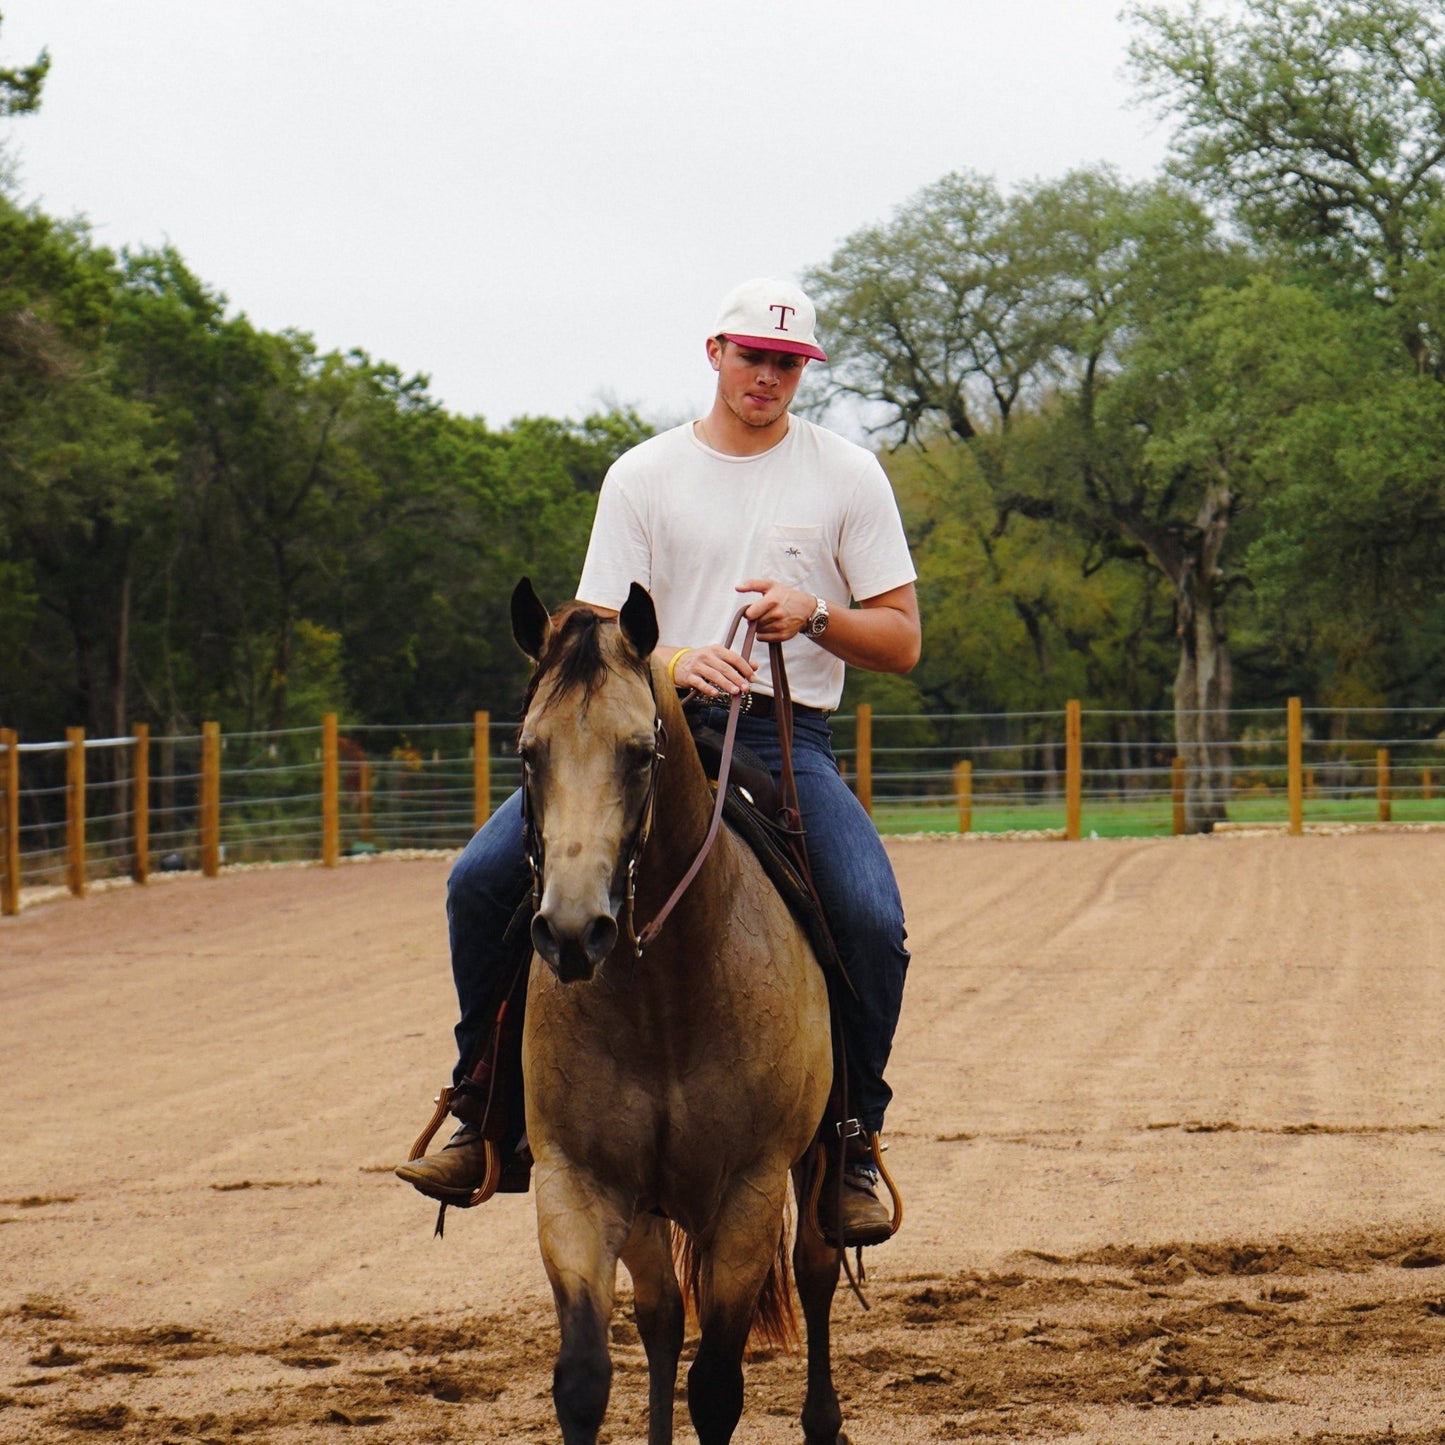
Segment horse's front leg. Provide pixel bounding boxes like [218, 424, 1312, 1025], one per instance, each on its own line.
[686, 1177, 790, 1445]
[791, 1159, 847, 1444]
[535, 1165, 632, 1445]
[620, 1212, 684, 1445]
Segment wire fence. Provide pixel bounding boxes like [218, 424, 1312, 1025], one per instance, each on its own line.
[3, 702, 1443, 911]
[831, 704, 1445, 836]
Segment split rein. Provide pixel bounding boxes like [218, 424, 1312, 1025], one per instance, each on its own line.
[635, 609, 792, 951]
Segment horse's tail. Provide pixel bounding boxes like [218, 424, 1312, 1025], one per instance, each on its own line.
[671, 1199, 799, 1351]
[752, 1218, 800, 1351]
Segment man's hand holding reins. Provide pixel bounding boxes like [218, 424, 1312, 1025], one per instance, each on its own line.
[737, 576, 922, 675]
[665, 642, 756, 700]
[736, 579, 814, 642]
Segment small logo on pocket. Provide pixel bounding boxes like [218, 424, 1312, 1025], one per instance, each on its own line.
[784, 546, 802, 558]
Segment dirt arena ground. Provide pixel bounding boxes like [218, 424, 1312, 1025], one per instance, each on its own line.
[2, 830, 1444, 1443]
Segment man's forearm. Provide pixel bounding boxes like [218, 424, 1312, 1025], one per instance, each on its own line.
[813, 593, 920, 675]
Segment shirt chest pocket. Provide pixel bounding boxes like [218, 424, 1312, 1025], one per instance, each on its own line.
[769, 524, 828, 588]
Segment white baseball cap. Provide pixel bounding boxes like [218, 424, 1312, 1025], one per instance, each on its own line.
[711, 277, 828, 362]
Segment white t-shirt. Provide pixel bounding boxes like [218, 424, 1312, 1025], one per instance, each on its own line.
[575, 417, 917, 710]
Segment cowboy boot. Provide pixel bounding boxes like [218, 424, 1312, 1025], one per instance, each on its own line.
[818, 1126, 895, 1248]
[395, 1122, 532, 1204]
[398, 968, 532, 1206]
[395, 1122, 496, 1203]
[397, 1016, 531, 1207]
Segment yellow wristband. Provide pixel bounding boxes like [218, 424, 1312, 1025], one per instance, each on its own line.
[666, 647, 692, 684]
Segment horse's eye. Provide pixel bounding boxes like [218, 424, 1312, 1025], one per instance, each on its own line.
[625, 744, 656, 773]
[519, 745, 536, 774]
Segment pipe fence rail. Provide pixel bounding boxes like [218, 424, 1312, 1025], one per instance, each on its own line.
[3, 702, 1442, 915]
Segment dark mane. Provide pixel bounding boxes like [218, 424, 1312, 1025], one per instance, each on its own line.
[521, 604, 648, 718]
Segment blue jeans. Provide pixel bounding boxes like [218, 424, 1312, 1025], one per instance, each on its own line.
[447, 710, 909, 1133]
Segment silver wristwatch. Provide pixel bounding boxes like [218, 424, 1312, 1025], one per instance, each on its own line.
[804, 596, 830, 637]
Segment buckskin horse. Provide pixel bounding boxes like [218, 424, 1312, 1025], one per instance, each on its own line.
[511, 577, 849, 1445]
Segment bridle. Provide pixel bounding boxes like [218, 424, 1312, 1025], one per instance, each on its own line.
[519, 674, 667, 947]
[519, 608, 773, 958]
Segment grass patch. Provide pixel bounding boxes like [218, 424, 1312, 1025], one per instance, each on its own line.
[873, 795, 1445, 838]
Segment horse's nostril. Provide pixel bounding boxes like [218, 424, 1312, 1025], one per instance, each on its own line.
[530, 914, 560, 967]
[584, 916, 618, 965]
[532, 909, 614, 981]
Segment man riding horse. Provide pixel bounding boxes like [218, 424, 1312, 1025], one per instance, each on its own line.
[398, 277, 920, 1247]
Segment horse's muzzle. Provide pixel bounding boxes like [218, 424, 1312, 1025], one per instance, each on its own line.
[531, 907, 618, 983]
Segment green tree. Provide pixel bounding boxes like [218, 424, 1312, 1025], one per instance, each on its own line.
[1128, 0, 1445, 372]
[807, 167, 1257, 827]
[1247, 354, 1445, 712]
[1129, 0, 1445, 717]
[0, 8, 46, 118]
[110, 252, 404, 734]
[0, 202, 170, 738]
[105, 245, 649, 736]
[880, 433, 1175, 801]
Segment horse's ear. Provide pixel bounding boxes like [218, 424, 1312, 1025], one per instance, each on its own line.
[511, 577, 553, 662]
[618, 582, 659, 661]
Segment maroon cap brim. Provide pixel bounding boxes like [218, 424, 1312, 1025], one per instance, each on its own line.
[721, 331, 827, 363]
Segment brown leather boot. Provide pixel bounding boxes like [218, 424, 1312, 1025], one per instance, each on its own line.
[395, 1124, 516, 1204]
[837, 1158, 895, 1247]
[815, 1129, 895, 1248]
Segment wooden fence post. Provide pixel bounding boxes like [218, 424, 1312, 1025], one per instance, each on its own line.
[953, 759, 972, 834]
[1172, 757, 1185, 835]
[474, 710, 491, 832]
[322, 714, 340, 866]
[66, 727, 87, 897]
[854, 704, 873, 818]
[132, 723, 150, 884]
[1, 728, 18, 916]
[1422, 766, 1432, 803]
[1287, 697, 1302, 836]
[1064, 700, 1082, 840]
[201, 722, 221, 877]
[1377, 748, 1391, 824]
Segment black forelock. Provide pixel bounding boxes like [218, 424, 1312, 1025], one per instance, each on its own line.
[520, 604, 649, 721]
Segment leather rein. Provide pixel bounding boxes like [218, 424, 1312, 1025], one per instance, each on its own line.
[634, 606, 809, 950]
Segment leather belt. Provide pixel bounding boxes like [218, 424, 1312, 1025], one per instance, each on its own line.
[734, 692, 829, 720]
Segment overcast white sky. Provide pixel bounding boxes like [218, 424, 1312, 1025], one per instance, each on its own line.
[3, 1, 1175, 430]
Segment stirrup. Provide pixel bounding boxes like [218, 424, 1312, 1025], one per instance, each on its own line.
[803, 1130, 904, 1247]
[406, 1084, 503, 1207]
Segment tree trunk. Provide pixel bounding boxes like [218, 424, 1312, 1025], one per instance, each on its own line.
[110, 556, 133, 846]
[268, 615, 292, 735]
[110, 556, 131, 741]
[268, 549, 296, 734]
[1172, 484, 1233, 833]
